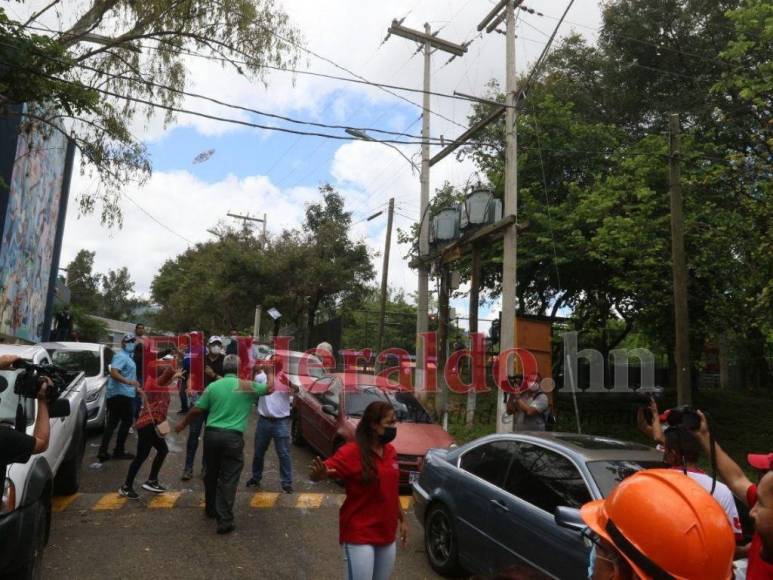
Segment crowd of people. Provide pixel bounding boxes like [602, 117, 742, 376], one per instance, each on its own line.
[14, 329, 766, 580]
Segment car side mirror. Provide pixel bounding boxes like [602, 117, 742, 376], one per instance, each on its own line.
[321, 404, 337, 416]
[554, 506, 585, 532]
[49, 399, 71, 419]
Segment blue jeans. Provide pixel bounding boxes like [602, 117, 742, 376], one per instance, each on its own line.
[343, 543, 396, 580]
[185, 411, 207, 471]
[251, 416, 292, 487]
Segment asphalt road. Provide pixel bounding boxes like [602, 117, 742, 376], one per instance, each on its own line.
[43, 400, 442, 580]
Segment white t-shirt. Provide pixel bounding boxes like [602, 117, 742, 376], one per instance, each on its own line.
[679, 469, 742, 537]
[257, 371, 291, 419]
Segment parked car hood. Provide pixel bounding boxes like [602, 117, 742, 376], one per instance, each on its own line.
[392, 422, 454, 456]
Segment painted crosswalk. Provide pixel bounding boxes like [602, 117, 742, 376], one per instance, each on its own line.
[49, 492, 413, 512]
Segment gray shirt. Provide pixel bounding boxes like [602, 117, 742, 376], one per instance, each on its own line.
[512, 391, 549, 432]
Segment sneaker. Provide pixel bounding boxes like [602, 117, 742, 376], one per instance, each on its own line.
[112, 451, 135, 460]
[129, 427, 135, 434]
[142, 480, 167, 493]
[282, 485, 293, 494]
[119, 485, 139, 500]
[216, 523, 236, 535]
[245, 478, 260, 488]
[181, 469, 193, 481]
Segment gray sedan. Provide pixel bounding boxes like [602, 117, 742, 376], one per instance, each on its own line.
[412, 432, 665, 579]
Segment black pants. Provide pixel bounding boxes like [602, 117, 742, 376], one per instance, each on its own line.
[203, 428, 244, 527]
[99, 395, 134, 456]
[125, 425, 168, 488]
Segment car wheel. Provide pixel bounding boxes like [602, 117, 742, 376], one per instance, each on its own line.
[425, 504, 464, 577]
[291, 413, 305, 447]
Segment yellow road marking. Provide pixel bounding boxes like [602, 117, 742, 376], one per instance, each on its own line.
[148, 492, 181, 509]
[250, 492, 280, 508]
[52, 494, 79, 512]
[400, 496, 412, 510]
[296, 493, 324, 509]
[93, 493, 127, 510]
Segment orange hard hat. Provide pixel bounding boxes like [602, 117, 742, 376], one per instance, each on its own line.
[581, 469, 734, 580]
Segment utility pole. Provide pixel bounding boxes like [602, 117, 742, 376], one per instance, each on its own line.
[376, 198, 395, 355]
[437, 264, 450, 430]
[227, 212, 267, 247]
[253, 305, 262, 343]
[669, 114, 691, 406]
[466, 245, 481, 426]
[385, 19, 467, 395]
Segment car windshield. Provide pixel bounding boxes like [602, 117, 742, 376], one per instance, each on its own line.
[51, 349, 101, 377]
[286, 355, 326, 379]
[345, 387, 389, 416]
[587, 460, 667, 496]
[388, 392, 433, 424]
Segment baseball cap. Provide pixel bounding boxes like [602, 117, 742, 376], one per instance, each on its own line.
[207, 335, 223, 345]
[161, 354, 175, 361]
[747, 452, 773, 471]
[122, 333, 136, 342]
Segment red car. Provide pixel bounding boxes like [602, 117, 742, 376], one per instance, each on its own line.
[291, 373, 454, 486]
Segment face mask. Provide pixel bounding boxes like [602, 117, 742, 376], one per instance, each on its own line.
[124, 342, 137, 353]
[587, 544, 596, 579]
[528, 380, 540, 392]
[378, 426, 397, 445]
[209, 346, 222, 355]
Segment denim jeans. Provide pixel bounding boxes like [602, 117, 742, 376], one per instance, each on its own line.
[203, 428, 244, 527]
[251, 416, 292, 487]
[185, 411, 206, 471]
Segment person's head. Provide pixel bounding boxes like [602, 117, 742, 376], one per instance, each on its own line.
[121, 333, 137, 353]
[223, 354, 239, 375]
[526, 373, 542, 393]
[229, 328, 238, 337]
[354, 401, 397, 484]
[207, 336, 223, 356]
[134, 323, 145, 337]
[581, 469, 734, 580]
[663, 425, 702, 467]
[749, 461, 773, 557]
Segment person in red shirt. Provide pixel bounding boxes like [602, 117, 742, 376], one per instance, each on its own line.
[119, 351, 181, 499]
[695, 411, 773, 580]
[309, 401, 408, 580]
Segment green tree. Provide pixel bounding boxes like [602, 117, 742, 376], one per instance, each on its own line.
[2, 1, 300, 226]
[341, 288, 418, 353]
[65, 249, 102, 312]
[100, 266, 143, 320]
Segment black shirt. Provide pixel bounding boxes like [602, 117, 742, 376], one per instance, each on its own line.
[0, 428, 35, 466]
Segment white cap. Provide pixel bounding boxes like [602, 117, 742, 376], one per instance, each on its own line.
[207, 336, 223, 345]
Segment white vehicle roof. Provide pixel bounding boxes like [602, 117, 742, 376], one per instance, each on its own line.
[39, 341, 104, 353]
[0, 344, 45, 359]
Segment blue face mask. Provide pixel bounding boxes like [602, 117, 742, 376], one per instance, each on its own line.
[587, 544, 596, 579]
[124, 342, 137, 354]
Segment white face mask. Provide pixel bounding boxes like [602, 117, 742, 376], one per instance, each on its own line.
[528, 380, 541, 392]
[209, 345, 222, 355]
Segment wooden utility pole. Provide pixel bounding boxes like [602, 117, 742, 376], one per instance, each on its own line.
[466, 245, 481, 426]
[376, 198, 395, 355]
[385, 19, 467, 394]
[436, 265, 451, 429]
[669, 113, 691, 405]
[227, 212, 267, 248]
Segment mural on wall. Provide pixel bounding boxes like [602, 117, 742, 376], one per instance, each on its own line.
[0, 111, 69, 342]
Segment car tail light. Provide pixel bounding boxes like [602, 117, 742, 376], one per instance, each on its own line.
[1, 478, 15, 514]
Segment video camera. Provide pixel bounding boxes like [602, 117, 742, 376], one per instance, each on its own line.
[633, 386, 664, 424]
[12, 361, 68, 404]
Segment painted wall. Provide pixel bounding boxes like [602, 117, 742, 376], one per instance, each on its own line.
[0, 109, 71, 342]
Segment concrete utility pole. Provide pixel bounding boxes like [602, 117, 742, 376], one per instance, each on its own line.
[376, 198, 395, 355]
[466, 245, 481, 426]
[437, 265, 451, 430]
[253, 305, 262, 342]
[385, 19, 467, 395]
[227, 212, 267, 247]
[669, 114, 691, 405]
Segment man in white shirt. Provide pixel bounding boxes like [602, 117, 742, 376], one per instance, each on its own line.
[246, 356, 295, 493]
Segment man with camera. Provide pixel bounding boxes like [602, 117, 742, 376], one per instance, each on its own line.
[0, 355, 52, 466]
[695, 411, 773, 580]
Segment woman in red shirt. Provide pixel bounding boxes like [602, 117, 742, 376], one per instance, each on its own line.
[119, 352, 181, 499]
[310, 401, 408, 580]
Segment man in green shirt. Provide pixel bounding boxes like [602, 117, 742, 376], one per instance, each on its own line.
[176, 354, 271, 534]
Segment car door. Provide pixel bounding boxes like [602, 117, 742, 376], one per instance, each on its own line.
[490, 442, 592, 579]
[300, 377, 332, 453]
[454, 440, 518, 576]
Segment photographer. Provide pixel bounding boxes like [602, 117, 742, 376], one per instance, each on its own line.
[0, 355, 52, 465]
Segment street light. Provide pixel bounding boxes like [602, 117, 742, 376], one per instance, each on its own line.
[460, 187, 502, 230]
[430, 206, 461, 247]
[345, 128, 420, 175]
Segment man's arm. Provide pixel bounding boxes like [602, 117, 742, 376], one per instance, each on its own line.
[31, 379, 52, 453]
[110, 367, 139, 387]
[175, 407, 204, 433]
[696, 410, 752, 503]
[0, 355, 20, 369]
